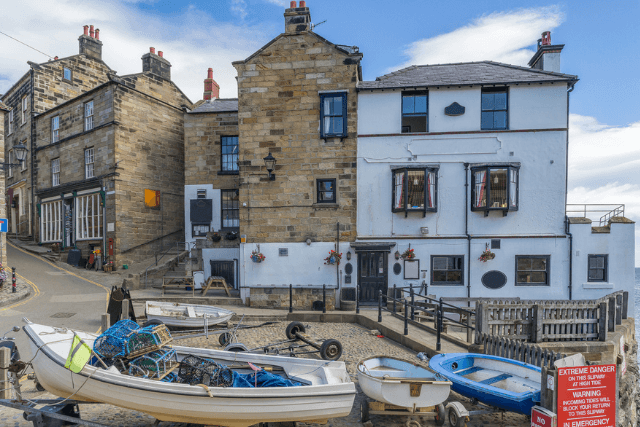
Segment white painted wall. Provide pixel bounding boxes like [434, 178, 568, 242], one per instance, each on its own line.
[184, 185, 221, 247]
[358, 91, 401, 135]
[429, 88, 480, 132]
[509, 85, 568, 130]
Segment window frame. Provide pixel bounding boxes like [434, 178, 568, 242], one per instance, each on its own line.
[431, 255, 464, 286]
[84, 100, 94, 131]
[21, 96, 27, 125]
[471, 165, 519, 215]
[75, 193, 102, 241]
[52, 116, 60, 143]
[319, 92, 347, 139]
[391, 167, 438, 217]
[85, 147, 95, 179]
[401, 90, 428, 133]
[51, 158, 60, 186]
[587, 254, 608, 282]
[316, 178, 337, 204]
[192, 223, 211, 238]
[220, 189, 239, 231]
[40, 200, 63, 243]
[8, 109, 13, 135]
[481, 87, 508, 130]
[220, 135, 239, 173]
[63, 67, 72, 82]
[515, 255, 550, 286]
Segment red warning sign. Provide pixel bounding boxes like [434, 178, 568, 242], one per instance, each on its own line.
[557, 364, 616, 427]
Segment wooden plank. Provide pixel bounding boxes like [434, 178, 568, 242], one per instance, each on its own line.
[615, 294, 623, 325]
[608, 297, 615, 332]
[599, 302, 608, 341]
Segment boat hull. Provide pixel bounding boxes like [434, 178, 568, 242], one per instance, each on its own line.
[24, 324, 355, 427]
[145, 301, 234, 328]
[357, 356, 451, 408]
[429, 353, 541, 415]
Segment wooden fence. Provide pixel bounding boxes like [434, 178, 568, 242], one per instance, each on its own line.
[477, 333, 568, 369]
[476, 291, 628, 343]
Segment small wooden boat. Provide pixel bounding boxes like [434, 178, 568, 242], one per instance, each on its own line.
[145, 301, 234, 327]
[23, 323, 356, 427]
[357, 356, 451, 408]
[429, 353, 541, 415]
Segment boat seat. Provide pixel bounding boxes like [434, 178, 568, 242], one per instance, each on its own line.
[186, 306, 197, 318]
[454, 366, 483, 376]
[479, 373, 513, 385]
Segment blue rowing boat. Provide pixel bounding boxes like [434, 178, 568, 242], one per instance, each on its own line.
[429, 353, 541, 415]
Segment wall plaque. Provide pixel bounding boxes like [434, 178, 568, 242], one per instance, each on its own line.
[444, 102, 465, 116]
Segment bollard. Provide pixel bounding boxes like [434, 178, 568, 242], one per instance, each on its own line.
[322, 284, 326, 314]
[289, 284, 293, 313]
[436, 298, 443, 351]
[356, 284, 360, 314]
[393, 284, 397, 313]
[410, 285, 415, 321]
[101, 314, 110, 332]
[378, 290, 382, 323]
[11, 267, 16, 293]
[0, 347, 9, 399]
[404, 300, 409, 335]
[121, 299, 129, 321]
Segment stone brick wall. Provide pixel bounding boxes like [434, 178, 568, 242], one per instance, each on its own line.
[0, 107, 7, 265]
[249, 287, 336, 310]
[232, 30, 361, 245]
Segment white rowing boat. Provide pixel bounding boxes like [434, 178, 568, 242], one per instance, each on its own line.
[145, 301, 234, 327]
[357, 356, 451, 408]
[23, 323, 356, 427]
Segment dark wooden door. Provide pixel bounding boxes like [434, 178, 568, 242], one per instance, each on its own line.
[210, 261, 235, 289]
[358, 251, 388, 304]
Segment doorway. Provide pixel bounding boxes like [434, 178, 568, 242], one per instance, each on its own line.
[357, 251, 388, 304]
[210, 260, 235, 289]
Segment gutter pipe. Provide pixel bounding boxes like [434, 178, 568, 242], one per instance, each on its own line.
[566, 82, 576, 300]
[464, 163, 471, 299]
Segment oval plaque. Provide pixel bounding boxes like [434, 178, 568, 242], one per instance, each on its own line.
[393, 262, 402, 275]
[344, 263, 353, 275]
[481, 270, 507, 289]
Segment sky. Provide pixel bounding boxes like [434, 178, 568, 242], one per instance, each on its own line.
[1, 0, 639, 263]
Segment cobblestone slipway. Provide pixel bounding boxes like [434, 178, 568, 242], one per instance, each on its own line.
[1, 322, 530, 427]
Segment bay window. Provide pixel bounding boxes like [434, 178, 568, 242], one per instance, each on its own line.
[392, 167, 437, 217]
[471, 165, 519, 216]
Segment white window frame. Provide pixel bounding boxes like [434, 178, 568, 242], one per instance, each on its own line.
[84, 101, 94, 131]
[8, 109, 13, 135]
[52, 116, 60, 143]
[52, 158, 60, 186]
[7, 150, 13, 178]
[40, 200, 63, 243]
[75, 193, 102, 240]
[21, 97, 27, 125]
[85, 147, 94, 179]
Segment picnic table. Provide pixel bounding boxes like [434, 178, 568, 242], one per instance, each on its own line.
[162, 276, 196, 296]
[201, 276, 231, 297]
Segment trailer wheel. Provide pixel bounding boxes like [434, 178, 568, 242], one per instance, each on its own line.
[225, 343, 248, 352]
[360, 401, 370, 422]
[448, 405, 467, 427]
[219, 332, 232, 347]
[319, 339, 343, 360]
[285, 321, 306, 339]
[434, 403, 445, 426]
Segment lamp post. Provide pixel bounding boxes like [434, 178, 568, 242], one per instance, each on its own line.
[263, 152, 276, 181]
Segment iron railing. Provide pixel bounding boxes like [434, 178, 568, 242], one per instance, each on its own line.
[566, 204, 625, 226]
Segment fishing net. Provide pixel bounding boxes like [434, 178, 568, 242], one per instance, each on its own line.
[93, 319, 140, 359]
[126, 324, 172, 358]
[128, 347, 178, 380]
[177, 354, 234, 387]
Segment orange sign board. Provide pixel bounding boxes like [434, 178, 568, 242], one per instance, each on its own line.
[145, 189, 160, 208]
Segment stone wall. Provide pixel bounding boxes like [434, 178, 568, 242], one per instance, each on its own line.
[232, 25, 361, 245]
[249, 287, 336, 310]
[0, 107, 6, 265]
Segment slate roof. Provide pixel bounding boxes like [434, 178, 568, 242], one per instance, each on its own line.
[189, 98, 238, 114]
[358, 61, 578, 90]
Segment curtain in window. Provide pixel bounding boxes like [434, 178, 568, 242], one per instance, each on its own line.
[509, 169, 517, 208]
[474, 171, 486, 207]
[394, 172, 404, 209]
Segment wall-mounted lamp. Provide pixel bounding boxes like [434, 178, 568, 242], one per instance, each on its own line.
[394, 250, 400, 260]
[263, 152, 276, 181]
[0, 143, 28, 170]
[346, 250, 351, 261]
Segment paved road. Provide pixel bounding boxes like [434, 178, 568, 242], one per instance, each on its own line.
[0, 242, 110, 361]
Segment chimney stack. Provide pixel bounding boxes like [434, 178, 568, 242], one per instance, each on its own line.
[142, 47, 171, 80]
[284, 1, 310, 34]
[528, 30, 564, 73]
[203, 68, 220, 101]
[78, 24, 103, 60]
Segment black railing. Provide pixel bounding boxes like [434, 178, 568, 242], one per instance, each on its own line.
[288, 283, 338, 313]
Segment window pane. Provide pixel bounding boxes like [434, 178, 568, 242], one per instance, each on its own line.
[517, 258, 532, 271]
[517, 272, 530, 283]
[474, 170, 487, 208]
[323, 97, 332, 115]
[433, 257, 448, 270]
[407, 170, 425, 209]
[447, 271, 462, 282]
[489, 169, 507, 208]
[530, 272, 546, 283]
[509, 169, 517, 207]
[494, 92, 507, 110]
[481, 93, 495, 111]
[414, 96, 427, 114]
[588, 269, 604, 280]
[433, 271, 447, 282]
[589, 257, 604, 269]
[402, 115, 426, 133]
[394, 171, 404, 209]
[402, 96, 414, 114]
[531, 258, 547, 271]
[481, 112, 494, 129]
[427, 171, 436, 208]
[333, 97, 342, 116]
[493, 111, 507, 129]
[333, 117, 343, 134]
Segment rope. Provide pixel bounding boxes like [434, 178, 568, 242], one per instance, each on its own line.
[195, 383, 213, 398]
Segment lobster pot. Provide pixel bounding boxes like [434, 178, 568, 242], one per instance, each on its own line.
[129, 347, 178, 380]
[178, 354, 234, 387]
[126, 324, 172, 358]
[93, 319, 140, 359]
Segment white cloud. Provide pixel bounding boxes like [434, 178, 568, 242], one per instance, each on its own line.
[231, 0, 248, 20]
[263, 0, 289, 6]
[395, 6, 564, 70]
[0, 0, 271, 102]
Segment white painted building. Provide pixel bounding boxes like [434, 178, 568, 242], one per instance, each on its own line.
[351, 34, 635, 308]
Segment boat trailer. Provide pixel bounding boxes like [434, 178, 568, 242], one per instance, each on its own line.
[0, 398, 111, 427]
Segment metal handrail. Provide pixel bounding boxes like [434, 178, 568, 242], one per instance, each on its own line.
[566, 204, 625, 226]
[144, 241, 194, 288]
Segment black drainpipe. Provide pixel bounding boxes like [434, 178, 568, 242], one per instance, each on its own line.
[566, 216, 573, 300]
[464, 163, 471, 299]
[30, 68, 36, 242]
[565, 82, 576, 300]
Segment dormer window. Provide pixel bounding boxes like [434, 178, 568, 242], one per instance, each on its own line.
[471, 165, 519, 216]
[392, 167, 437, 217]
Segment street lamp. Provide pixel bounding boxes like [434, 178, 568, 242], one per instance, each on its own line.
[1, 143, 28, 169]
[263, 152, 276, 181]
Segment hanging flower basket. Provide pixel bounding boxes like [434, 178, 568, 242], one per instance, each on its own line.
[251, 250, 265, 263]
[324, 250, 342, 265]
[478, 249, 496, 262]
[401, 248, 416, 261]
[209, 232, 221, 242]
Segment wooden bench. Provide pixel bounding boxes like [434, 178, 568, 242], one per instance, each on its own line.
[201, 276, 231, 297]
[162, 276, 195, 297]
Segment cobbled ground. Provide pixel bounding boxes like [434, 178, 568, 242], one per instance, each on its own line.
[0, 321, 530, 426]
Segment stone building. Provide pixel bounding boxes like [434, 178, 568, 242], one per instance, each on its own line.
[0, 101, 8, 265]
[35, 46, 192, 267]
[1, 25, 112, 239]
